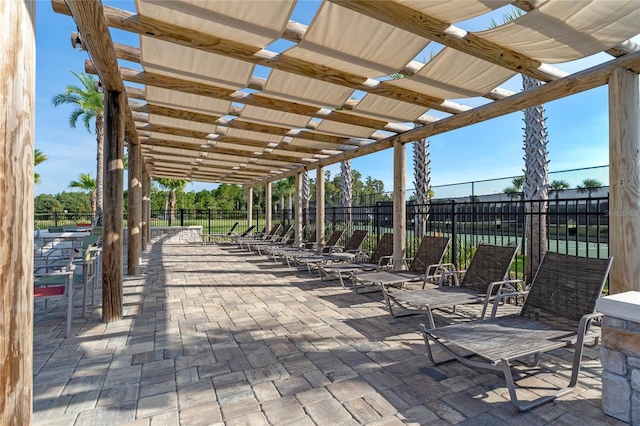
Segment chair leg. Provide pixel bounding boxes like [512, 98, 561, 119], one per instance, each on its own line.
[66, 276, 73, 338]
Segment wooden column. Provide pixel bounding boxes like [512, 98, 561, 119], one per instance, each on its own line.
[1, 1, 35, 422]
[127, 142, 141, 274]
[295, 173, 303, 245]
[247, 187, 253, 228]
[145, 173, 151, 244]
[141, 167, 149, 251]
[103, 90, 125, 322]
[609, 68, 640, 294]
[316, 166, 325, 245]
[393, 141, 406, 269]
[265, 182, 272, 234]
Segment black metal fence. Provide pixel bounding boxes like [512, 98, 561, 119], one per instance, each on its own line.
[36, 196, 609, 282]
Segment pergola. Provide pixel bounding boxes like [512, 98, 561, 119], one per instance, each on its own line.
[3, 0, 640, 421]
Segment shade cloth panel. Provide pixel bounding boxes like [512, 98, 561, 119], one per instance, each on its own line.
[135, 0, 295, 48]
[145, 87, 231, 116]
[387, 48, 516, 99]
[477, 0, 640, 63]
[285, 2, 430, 78]
[262, 70, 355, 108]
[140, 37, 254, 89]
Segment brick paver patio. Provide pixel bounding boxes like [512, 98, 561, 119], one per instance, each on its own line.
[32, 238, 625, 425]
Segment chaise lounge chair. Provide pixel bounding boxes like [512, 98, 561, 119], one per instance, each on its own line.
[351, 235, 452, 293]
[422, 251, 613, 411]
[294, 230, 368, 275]
[279, 229, 345, 267]
[382, 243, 518, 326]
[317, 232, 394, 288]
[200, 221, 239, 245]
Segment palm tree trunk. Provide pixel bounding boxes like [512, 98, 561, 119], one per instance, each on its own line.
[90, 191, 97, 221]
[302, 171, 310, 229]
[340, 160, 352, 223]
[522, 75, 549, 282]
[168, 190, 176, 226]
[95, 113, 104, 224]
[413, 136, 431, 238]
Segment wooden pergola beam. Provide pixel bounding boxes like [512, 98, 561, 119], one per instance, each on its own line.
[249, 49, 640, 187]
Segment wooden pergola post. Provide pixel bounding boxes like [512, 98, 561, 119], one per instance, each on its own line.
[609, 67, 640, 294]
[1, 0, 35, 422]
[295, 173, 303, 245]
[393, 141, 406, 269]
[316, 166, 325, 246]
[102, 89, 125, 322]
[247, 187, 253, 228]
[127, 141, 142, 274]
[141, 167, 149, 251]
[265, 182, 272, 234]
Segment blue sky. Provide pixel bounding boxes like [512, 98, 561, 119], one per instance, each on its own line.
[35, 1, 617, 198]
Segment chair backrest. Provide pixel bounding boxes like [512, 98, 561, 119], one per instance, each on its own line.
[306, 229, 317, 244]
[239, 225, 256, 237]
[520, 252, 613, 329]
[278, 224, 293, 238]
[92, 226, 103, 237]
[227, 222, 239, 235]
[82, 235, 100, 251]
[267, 224, 281, 237]
[409, 236, 451, 273]
[367, 233, 394, 265]
[460, 243, 518, 293]
[324, 230, 345, 247]
[343, 230, 368, 252]
[48, 226, 64, 233]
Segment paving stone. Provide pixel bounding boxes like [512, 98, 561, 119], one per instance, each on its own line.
[220, 397, 261, 421]
[261, 395, 306, 424]
[137, 392, 178, 418]
[328, 377, 377, 402]
[177, 378, 215, 409]
[149, 411, 179, 426]
[274, 375, 312, 396]
[179, 401, 223, 425]
[215, 380, 254, 405]
[295, 387, 333, 407]
[305, 398, 354, 424]
[343, 397, 382, 424]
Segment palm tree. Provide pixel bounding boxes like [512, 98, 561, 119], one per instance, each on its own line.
[577, 178, 603, 198]
[503, 176, 525, 200]
[302, 171, 310, 228]
[69, 173, 97, 220]
[274, 177, 295, 222]
[413, 134, 431, 237]
[154, 178, 187, 226]
[34, 149, 47, 184]
[52, 71, 105, 222]
[549, 179, 570, 199]
[340, 160, 353, 223]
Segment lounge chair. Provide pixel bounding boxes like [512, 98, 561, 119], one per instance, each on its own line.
[294, 230, 368, 275]
[318, 232, 394, 288]
[351, 235, 452, 294]
[280, 229, 345, 267]
[266, 228, 317, 260]
[227, 225, 256, 245]
[250, 224, 294, 254]
[422, 251, 613, 411]
[237, 224, 281, 250]
[382, 243, 518, 326]
[200, 221, 239, 244]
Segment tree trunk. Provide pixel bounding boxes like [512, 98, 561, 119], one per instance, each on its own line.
[90, 190, 97, 221]
[302, 171, 310, 229]
[340, 160, 352, 223]
[95, 113, 104, 225]
[168, 190, 176, 226]
[522, 75, 549, 282]
[413, 136, 431, 238]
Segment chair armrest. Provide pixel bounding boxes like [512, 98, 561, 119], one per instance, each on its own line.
[486, 279, 527, 318]
[377, 255, 394, 268]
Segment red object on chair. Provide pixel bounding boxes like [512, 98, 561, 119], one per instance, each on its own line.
[34, 286, 65, 297]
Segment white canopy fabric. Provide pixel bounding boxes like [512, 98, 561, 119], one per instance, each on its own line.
[89, 0, 640, 184]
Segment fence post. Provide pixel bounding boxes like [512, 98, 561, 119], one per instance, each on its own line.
[180, 209, 184, 226]
[207, 210, 211, 234]
[332, 206, 337, 231]
[451, 200, 457, 268]
[54, 211, 59, 226]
